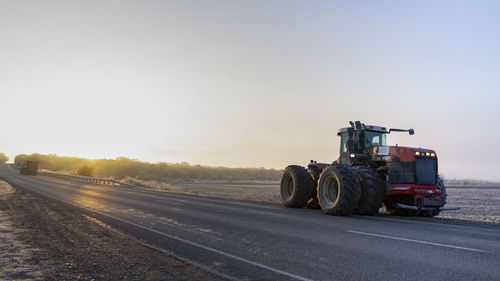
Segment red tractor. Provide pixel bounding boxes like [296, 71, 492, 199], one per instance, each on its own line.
[280, 121, 451, 217]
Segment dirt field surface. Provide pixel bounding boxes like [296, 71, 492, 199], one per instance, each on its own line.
[0, 185, 225, 281]
[162, 182, 500, 228]
[434, 186, 500, 224]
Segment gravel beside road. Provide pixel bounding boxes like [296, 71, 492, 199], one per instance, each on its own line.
[0, 181, 43, 280]
[0, 185, 225, 281]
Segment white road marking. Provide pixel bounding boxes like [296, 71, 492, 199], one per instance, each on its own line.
[13, 183, 315, 281]
[347, 230, 488, 253]
[356, 215, 500, 235]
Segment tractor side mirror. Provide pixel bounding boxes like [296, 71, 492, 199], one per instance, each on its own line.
[347, 139, 355, 151]
[409, 129, 415, 135]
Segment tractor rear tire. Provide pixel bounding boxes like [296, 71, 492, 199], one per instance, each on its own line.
[353, 166, 385, 215]
[317, 164, 361, 216]
[280, 165, 315, 208]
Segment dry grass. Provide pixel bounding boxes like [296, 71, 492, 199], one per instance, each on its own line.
[122, 177, 281, 202]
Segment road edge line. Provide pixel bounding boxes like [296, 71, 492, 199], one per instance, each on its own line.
[346, 230, 488, 253]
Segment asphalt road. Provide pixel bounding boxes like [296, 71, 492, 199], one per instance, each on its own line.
[1, 165, 498, 281]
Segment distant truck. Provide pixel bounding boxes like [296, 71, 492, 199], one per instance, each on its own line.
[20, 160, 39, 175]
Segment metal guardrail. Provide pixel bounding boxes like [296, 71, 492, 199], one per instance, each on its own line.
[38, 171, 136, 188]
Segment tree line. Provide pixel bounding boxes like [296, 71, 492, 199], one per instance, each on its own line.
[13, 153, 281, 181]
[0, 152, 8, 164]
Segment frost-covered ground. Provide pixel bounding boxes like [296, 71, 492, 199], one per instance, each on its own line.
[0, 181, 43, 280]
[439, 186, 500, 224]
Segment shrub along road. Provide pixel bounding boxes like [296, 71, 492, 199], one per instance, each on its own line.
[0, 164, 499, 281]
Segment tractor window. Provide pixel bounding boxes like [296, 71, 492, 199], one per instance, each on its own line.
[365, 131, 387, 147]
[340, 132, 349, 164]
[341, 134, 348, 153]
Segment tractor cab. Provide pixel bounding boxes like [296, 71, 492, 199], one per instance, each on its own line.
[338, 123, 389, 164]
[337, 121, 413, 165]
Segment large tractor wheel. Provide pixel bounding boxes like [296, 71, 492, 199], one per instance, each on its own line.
[353, 166, 385, 215]
[317, 165, 361, 216]
[280, 165, 315, 208]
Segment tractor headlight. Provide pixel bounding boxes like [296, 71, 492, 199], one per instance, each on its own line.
[415, 152, 420, 156]
[425, 152, 431, 156]
[431, 153, 435, 157]
[350, 154, 355, 158]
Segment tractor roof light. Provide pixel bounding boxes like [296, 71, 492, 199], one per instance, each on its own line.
[416, 151, 436, 157]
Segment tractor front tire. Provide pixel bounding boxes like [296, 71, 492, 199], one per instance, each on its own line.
[392, 208, 418, 217]
[353, 166, 385, 215]
[419, 176, 447, 217]
[317, 165, 361, 216]
[280, 165, 315, 208]
[419, 209, 440, 217]
[438, 176, 447, 206]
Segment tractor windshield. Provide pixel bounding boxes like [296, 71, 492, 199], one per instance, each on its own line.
[364, 130, 387, 147]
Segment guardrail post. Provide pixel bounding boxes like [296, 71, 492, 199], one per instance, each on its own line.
[40, 171, 135, 188]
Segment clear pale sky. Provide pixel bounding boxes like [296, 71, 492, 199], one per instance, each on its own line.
[1, 1, 499, 180]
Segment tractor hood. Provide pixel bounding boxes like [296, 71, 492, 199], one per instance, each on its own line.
[370, 146, 436, 162]
[370, 146, 438, 186]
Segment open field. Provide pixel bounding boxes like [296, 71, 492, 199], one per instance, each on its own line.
[438, 186, 500, 223]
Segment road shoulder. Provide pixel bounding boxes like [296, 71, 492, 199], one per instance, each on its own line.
[0, 186, 225, 281]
